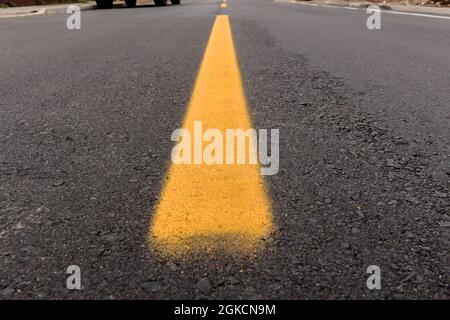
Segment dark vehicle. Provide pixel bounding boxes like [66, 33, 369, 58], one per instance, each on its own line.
[96, 0, 180, 9]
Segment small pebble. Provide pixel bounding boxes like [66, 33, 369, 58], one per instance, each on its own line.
[196, 277, 212, 293]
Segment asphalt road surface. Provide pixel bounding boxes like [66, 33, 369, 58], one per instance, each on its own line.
[0, 0, 449, 299]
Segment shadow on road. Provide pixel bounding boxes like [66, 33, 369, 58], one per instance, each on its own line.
[96, 0, 178, 9]
[95, 4, 157, 9]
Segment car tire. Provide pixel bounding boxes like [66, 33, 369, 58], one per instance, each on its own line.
[96, 0, 113, 9]
[154, 0, 167, 6]
[125, 0, 136, 7]
[171, 0, 180, 4]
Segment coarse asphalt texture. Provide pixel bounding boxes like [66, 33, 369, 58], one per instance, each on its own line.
[0, 0, 449, 299]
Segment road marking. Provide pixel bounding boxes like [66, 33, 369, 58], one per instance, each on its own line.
[294, 1, 450, 20]
[384, 10, 450, 20]
[221, 3, 228, 8]
[149, 15, 273, 256]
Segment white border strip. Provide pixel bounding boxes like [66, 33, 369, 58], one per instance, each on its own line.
[294, 1, 450, 20]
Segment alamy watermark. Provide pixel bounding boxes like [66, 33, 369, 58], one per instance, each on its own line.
[366, 5, 381, 30]
[366, 265, 381, 290]
[66, 265, 81, 290]
[66, 5, 81, 30]
[171, 121, 279, 175]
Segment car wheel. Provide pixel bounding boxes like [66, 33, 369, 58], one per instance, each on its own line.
[96, 0, 113, 9]
[125, 0, 136, 7]
[171, 0, 180, 4]
[154, 0, 167, 6]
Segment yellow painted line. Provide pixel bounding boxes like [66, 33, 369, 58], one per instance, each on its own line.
[220, 3, 227, 8]
[149, 15, 273, 256]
